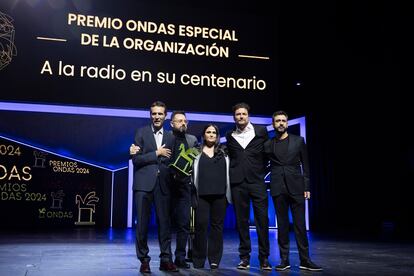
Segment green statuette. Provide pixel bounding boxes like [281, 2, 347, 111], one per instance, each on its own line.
[170, 144, 199, 176]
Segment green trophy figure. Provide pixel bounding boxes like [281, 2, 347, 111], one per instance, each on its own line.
[170, 143, 200, 176]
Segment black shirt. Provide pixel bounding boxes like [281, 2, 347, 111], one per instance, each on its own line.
[274, 136, 289, 163]
[274, 136, 289, 193]
[198, 153, 226, 195]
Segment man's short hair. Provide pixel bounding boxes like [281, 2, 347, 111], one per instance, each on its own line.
[171, 110, 186, 121]
[232, 102, 250, 114]
[272, 110, 288, 121]
[150, 101, 167, 114]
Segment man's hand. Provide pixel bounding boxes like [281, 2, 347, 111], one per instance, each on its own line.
[304, 191, 311, 200]
[130, 144, 141, 155]
[156, 144, 172, 158]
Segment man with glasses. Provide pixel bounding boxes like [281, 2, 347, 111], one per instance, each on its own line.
[169, 110, 199, 268]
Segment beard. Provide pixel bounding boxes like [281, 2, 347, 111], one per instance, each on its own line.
[276, 127, 287, 135]
[174, 125, 187, 134]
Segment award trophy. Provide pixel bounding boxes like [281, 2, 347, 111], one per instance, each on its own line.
[169, 143, 199, 176]
[169, 143, 200, 262]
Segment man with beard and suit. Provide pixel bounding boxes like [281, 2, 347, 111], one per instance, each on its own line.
[225, 102, 272, 271]
[169, 110, 199, 269]
[129, 101, 179, 273]
[264, 110, 322, 272]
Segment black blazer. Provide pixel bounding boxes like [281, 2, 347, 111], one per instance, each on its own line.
[264, 134, 310, 196]
[225, 124, 269, 185]
[131, 125, 173, 193]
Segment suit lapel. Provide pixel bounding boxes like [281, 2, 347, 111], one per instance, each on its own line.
[184, 134, 190, 148]
[146, 125, 158, 150]
[228, 131, 244, 149]
[161, 129, 170, 147]
[245, 124, 260, 148]
[286, 135, 295, 161]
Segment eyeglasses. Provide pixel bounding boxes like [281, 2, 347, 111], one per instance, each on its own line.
[173, 119, 188, 124]
[205, 131, 217, 134]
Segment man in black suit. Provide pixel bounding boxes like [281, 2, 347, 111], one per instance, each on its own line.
[168, 111, 198, 268]
[225, 102, 272, 271]
[264, 110, 322, 272]
[130, 101, 179, 273]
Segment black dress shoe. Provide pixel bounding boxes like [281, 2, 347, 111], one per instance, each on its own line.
[174, 259, 190, 269]
[210, 263, 219, 269]
[140, 262, 151, 273]
[299, 260, 323, 271]
[275, 260, 291, 271]
[260, 258, 272, 271]
[159, 261, 179, 272]
[236, 258, 250, 270]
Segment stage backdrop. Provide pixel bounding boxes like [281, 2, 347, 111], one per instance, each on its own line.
[0, 135, 112, 228]
[0, 0, 277, 114]
[0, 0, 298, 229]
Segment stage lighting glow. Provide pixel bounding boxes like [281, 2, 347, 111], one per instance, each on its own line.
[0, 101, 309, 230]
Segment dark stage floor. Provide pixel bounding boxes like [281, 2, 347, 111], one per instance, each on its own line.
[0, 228, 413, 275]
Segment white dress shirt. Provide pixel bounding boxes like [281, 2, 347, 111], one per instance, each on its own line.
[231, 122, 255, 149]
[151, 126, 163, 149]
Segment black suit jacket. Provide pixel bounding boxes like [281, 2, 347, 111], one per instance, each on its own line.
[225, 124, 268, 185]
[131, 125, 173, 193]
[264, 134, 310, 196]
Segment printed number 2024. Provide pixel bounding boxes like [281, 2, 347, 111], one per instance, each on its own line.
[0, 145, 21, 156]
[25, 193, 47, 201]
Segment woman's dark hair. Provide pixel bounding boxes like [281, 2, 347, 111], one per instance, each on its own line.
[201, 124, 226, 158]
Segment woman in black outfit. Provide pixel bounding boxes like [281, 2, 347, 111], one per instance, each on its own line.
[192, 124, 232, 269]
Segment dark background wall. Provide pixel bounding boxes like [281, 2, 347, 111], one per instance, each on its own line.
[1, 0, 404, 238]
[274, 0, 403, 238]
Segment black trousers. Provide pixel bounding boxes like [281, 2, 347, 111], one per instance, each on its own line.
[134, 178, 172, 263]
[170, 179, 191, 261]
[192, 194, 227, 268]
[231, 181, 270, 261]
[273, 193, 310, 262]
